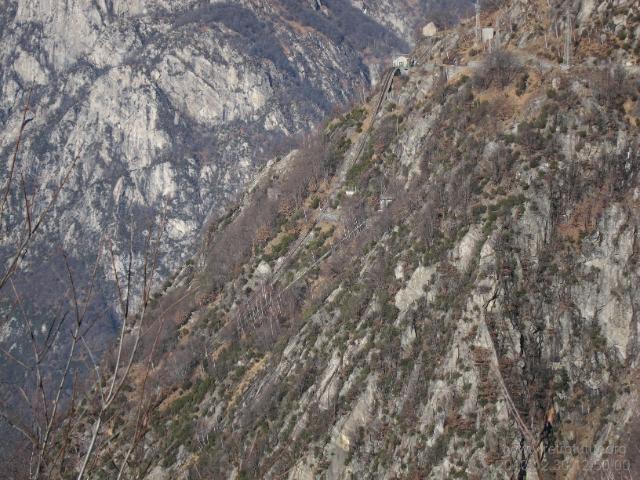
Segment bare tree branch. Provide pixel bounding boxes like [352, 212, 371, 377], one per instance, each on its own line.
[0, 87, 32, 220]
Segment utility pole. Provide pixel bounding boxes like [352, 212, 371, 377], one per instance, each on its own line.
[563, 14, 572, 69]
[494, 15, 502, 51]
[475, 1, 481, 47]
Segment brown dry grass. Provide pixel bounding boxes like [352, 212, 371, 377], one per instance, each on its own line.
[157, 387, 186, 414]
[624, 99, 640, 127]
[557, 187, 609, 243]
[226, 354, 270, 411]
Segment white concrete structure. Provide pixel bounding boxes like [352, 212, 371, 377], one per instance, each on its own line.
[422, 22, 438, 37]
[481, 28, 495, 42]
[393, 56, 410, 69]
[379, 196, 393, 210]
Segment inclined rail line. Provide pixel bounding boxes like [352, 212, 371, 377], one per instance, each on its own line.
[341, 67, 400, 179]
[271, 66, 400, 285]
[250, 59, 472, 332]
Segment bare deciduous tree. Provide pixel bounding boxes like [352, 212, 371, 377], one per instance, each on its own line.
[473, 48, 523, 89]
[0, 95, 174, 478]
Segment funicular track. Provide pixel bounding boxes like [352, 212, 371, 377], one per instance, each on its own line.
[271, 66, 401, 285]
[341, 67, 400, 179]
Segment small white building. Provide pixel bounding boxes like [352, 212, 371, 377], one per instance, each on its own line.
[379, 196, 393, 211]
[393, 56, 410, 69]
[481, 28, 495, 43]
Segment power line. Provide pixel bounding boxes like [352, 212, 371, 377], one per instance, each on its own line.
[475, 1, 481, 47]
[563, 14, 572, 69]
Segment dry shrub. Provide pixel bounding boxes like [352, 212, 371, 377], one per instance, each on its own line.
[473, 49, 523, 89]
[589, 64, 633, 110]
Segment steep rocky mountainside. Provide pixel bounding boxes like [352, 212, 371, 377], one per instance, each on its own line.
[0, 0, 478, 438]
[7, 0, 640, 478]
